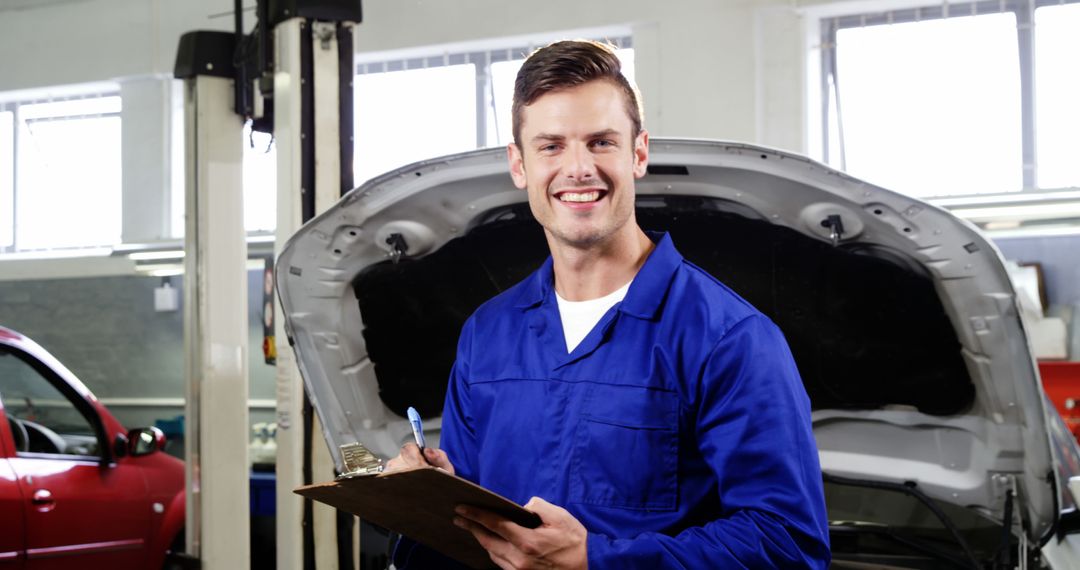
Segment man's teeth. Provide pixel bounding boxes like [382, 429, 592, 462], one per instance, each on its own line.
[558, 191, 601, 203]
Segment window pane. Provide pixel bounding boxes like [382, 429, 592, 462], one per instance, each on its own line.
[354, 64, 476, 185]
[1035, 4, 1080, 189]
[19, 96, 120, 120]
[0, 347, 100, 457]
[243, 123, 276, 232]
[1, 111, 12, 248]
[16, 97, 122, 250]
[835, 15, 1021, 197]
[487, 48, 635, 148]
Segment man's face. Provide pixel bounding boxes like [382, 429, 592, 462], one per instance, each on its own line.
[508, 80, 648, 250]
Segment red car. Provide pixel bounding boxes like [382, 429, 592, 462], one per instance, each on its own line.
[0, 326, 185, 569]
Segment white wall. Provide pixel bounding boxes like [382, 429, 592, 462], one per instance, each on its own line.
[348, 0, 806, 150]
[0, 0, 233, 90]
[0, 0, 814, 143]
[0, 0, 837, 249]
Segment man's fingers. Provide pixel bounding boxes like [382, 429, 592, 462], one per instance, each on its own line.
[487, 552, 517, 570]
[454, 516, 523, 567]
[522, 496, 561, 520]
[384, 443, 428, 473]
[423, 447, 455, 475]
[400, 443, 424, 462]
[459, 499, 588, 569]
[456, 505, 530, 545]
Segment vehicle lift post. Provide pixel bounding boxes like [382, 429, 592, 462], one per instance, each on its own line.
[174, 1, 362, 567]
[175, 38, 252, 570]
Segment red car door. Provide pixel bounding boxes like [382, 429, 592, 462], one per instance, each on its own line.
[9, 456, 149, 569]
[0, 412, 27, 569]
[0, 346, 150, 570]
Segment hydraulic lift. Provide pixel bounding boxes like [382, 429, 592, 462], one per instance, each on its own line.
[173, 1, 364, 568]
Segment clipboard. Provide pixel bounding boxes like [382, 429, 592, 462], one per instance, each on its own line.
[294, 465, 542, 569]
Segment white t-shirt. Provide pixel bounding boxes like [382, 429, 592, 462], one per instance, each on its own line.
[555, 280, 633, 353]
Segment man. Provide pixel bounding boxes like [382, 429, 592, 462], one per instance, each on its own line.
[389, 40, 830, 569]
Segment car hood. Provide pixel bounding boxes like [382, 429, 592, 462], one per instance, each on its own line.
[276, 139, 1059, 540]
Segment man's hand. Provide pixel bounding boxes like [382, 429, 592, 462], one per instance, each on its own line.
[384, 443, 455, 475]
[454, 497, 588, 570]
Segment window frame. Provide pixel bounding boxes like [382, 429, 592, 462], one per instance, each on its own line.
[354, 34, 634, 152]
[0, 88, 123, 255]
[0, 343, 110, 462]
[819, 0, 1080, 196]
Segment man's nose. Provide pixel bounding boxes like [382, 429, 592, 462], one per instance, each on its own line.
[562, 143, 597, 181]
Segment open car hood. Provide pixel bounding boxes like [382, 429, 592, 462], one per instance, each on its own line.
[276, 139, 1060, 541]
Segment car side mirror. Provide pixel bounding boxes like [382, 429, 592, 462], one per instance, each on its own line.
[128, 426, 167, 457]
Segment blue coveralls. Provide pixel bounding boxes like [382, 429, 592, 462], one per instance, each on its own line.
[395, 232, 830, 569]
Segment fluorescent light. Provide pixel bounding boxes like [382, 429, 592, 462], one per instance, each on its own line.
[147, 268, 185, 277]
[0, 247, 113, 260]
[128, 250, 185, 261]
[950, 202, 1080, 222]
[135, 263, 184, 275]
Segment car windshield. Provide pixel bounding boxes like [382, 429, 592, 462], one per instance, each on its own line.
[827, 480, 1007, 570]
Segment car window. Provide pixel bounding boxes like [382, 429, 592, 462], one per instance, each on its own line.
[0, 346, 101, 458]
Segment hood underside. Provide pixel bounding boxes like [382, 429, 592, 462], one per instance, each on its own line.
[357, 199, 973, 420]
[276, 139, 1060, 541]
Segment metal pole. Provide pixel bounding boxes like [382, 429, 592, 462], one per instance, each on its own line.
[182, 74, 251, 569]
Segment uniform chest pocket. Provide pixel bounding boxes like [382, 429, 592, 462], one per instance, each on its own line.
[570, 384, 679, 511]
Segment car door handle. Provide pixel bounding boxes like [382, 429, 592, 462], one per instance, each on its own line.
[31, 489, 54, 505]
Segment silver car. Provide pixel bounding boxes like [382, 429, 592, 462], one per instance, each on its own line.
[277, 139, 1080, 569]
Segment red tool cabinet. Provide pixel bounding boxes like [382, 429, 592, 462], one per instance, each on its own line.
[1041, 362, 1080, 439]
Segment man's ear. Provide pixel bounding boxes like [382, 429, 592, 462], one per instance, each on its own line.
[507, 143, 528, 189]
[632, 130, 650, 179]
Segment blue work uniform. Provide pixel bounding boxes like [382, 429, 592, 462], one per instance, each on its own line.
[395, 232, 830, 569]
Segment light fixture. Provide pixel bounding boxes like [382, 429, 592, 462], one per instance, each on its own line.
[127, 250, 185, 261]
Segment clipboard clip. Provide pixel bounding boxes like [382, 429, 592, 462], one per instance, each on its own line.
[337, 442, 385, 479]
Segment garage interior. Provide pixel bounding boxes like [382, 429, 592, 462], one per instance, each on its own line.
[2, 0, 1080, 569]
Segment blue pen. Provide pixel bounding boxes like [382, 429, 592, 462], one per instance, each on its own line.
[407, 406, 429, 463]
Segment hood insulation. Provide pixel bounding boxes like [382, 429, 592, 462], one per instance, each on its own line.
[353, 196, 975, 419]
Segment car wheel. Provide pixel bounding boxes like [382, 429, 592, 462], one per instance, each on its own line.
[163, 531, 201, 570]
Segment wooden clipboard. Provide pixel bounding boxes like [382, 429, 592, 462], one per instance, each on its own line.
[294, 466, 541, 569]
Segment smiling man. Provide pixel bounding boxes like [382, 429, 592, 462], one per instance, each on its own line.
[389, 40, 830, 569]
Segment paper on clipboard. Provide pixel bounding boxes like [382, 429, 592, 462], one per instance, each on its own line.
[294, 465, 541, 569]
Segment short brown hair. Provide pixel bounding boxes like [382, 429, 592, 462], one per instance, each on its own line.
[511, 40, 643, 148]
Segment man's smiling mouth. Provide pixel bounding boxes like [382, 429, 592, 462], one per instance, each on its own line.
[555, 190, 607, 203]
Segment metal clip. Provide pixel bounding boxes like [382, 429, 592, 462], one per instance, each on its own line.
[385, 233, 409, 264]
[314, 22, 335, 51]
[337, 442, 384, 479]
[820, 214, 845, 246]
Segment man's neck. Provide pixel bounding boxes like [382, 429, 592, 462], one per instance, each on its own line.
[549, 226, 655, 301]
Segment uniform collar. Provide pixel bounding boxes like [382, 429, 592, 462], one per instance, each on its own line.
[513, 231, 683, 320]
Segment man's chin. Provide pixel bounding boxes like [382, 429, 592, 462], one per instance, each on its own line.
[548, 228, 606, 250]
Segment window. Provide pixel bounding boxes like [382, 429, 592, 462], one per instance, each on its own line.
[354, 64, 477, 184]
[1034, 3, 1080, 189]
[354, 35, 634, 186]
[486, 48, 635, 147]
[0, 111, 12, 248]
[0, 92, 122, 253]
[820, 0, 1080, 198]
[244, 123, 277, 233]
[0, 347, 100, 458]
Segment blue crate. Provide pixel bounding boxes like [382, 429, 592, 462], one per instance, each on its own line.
[154, 415, 184, 438]
[250, 471, 276, 517]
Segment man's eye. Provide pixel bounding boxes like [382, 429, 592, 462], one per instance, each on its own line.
[540, 144, 559, 152]
[592, 139, 615, 148]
